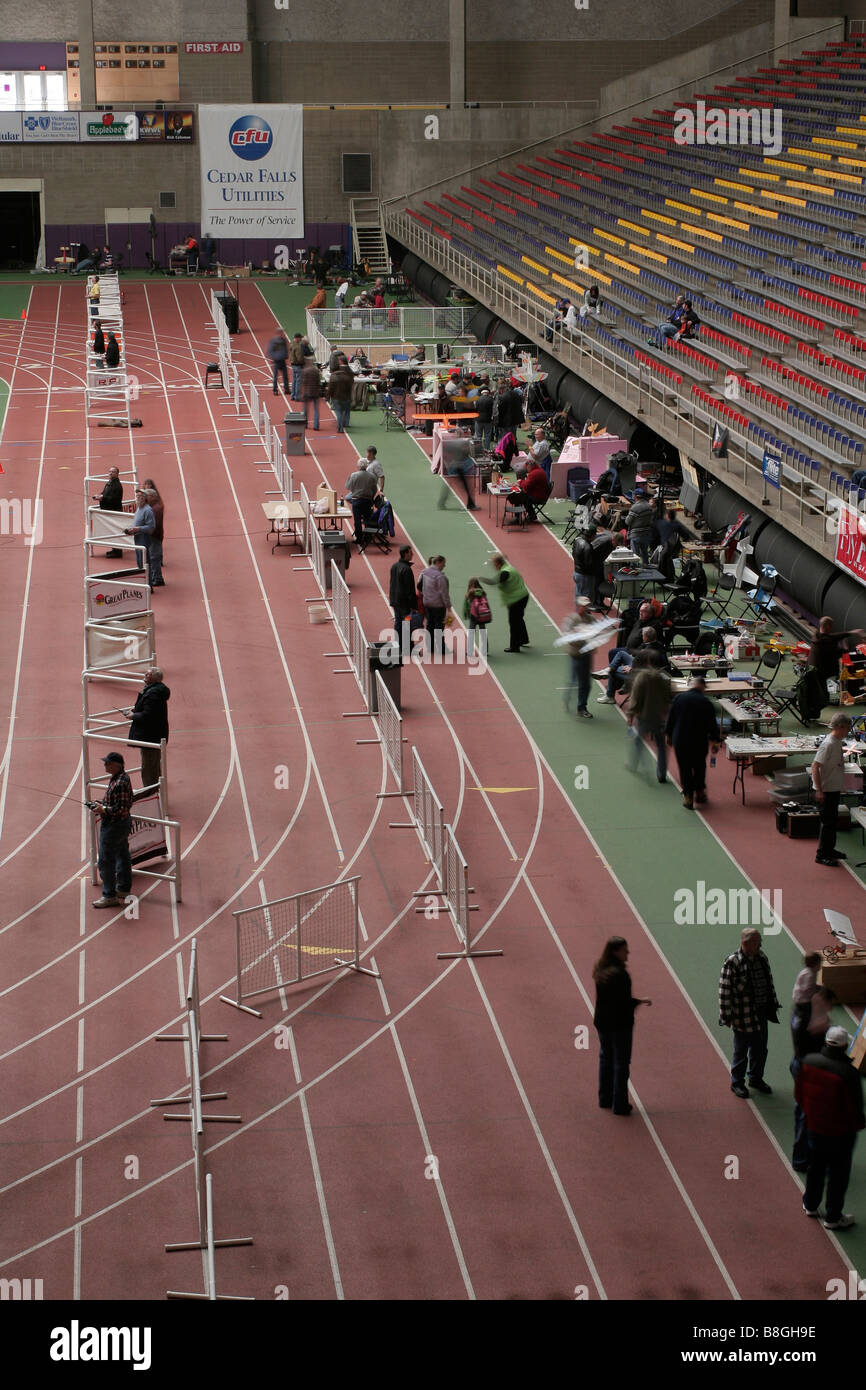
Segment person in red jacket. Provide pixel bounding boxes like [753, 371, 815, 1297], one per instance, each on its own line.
[508, 461, 549, 524]
[795, 1025, 864, 1229]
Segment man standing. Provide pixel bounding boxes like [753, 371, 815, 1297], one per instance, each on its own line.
[144, 488, 164, 587]
[125, 488, 155, 579]
[334, 277, 350, 326]
[665, 673, 720, 809]
[365, 445, 385, 492]
[719, 928, 780, 1100]
[572, 524, 597, 605]
[389, 545, 416, 661]
[480, 553, 530, 653]
[625, 650, 672, 782]
[93, 465, 124, 558]
[128, 668, 170, 789]
[492, 379, 524, 443]
[344, 457, 378, 543]
[299, 355, 322, 431]
[809, 618, 865, 709]
[90, 752, 133, 908]
[419, 555, 451, 654]
[796, 1026, 864, 1229]
[288, 333, 306, 400]
[626, 489, 655, 565]
[811, 712, 853, 867]
[328, 359, 354, 433]
[267, 329, 290, 397]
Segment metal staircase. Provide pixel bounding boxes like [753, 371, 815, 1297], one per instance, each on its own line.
[349, 198, 390, 274]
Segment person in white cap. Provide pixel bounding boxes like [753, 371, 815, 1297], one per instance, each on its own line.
[795, 1025, 864, 1229]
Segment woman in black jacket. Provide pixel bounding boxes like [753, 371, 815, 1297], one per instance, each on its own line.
[593, 936, 651, 1115]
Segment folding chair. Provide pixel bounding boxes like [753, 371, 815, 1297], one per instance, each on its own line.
[382, 388, 406, 431]
[763, 660, 808, 725]
[532, 480, 556, 525]
[358, 497, 394, 554]
[705, 571, 738, 618]
[751, 648, 783, 694]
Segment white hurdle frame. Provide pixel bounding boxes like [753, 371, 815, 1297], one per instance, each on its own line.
[436, 822, 502, 962]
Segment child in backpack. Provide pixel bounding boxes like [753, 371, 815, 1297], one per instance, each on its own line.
[464, 576, 492, 657]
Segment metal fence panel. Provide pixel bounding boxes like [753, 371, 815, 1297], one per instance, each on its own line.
[351, 609, 370, 711]
[411, 746, 445, 888]
[374, 670, 403, 788]
[232, 877, 360, 1000]
[330, 564, 352, 653]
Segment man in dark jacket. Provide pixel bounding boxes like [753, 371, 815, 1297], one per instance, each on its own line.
[796, 1026, 864, 1228]
[474, 389, 494, 452]
[104, 333, 120, 368]
[492, 380, 524, 440]
[626, 492, 655, 565]
[389, 546, 417, 660]
[92, 319, 106, 356]
[572, 524, 597, 604]
[128, 668, 170, 788]
[267, 330, 290, 396]
[93, 466, 124, 558]
[719, 928, 780, 1099]
[665, 673, 720, 809]
[328, 363, 354, 434]
[808, 616, 866, 709]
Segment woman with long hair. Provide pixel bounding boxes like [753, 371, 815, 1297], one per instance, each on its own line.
[592, 936, 651, 1116]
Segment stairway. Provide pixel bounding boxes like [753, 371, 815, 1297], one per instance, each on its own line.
[350, 197, 390, 274]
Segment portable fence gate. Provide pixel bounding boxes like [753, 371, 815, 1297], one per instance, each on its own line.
[409, 746, 446, 890]
[437, 823, 502, 961]
[222, 876, 379, 1017]
[358, 669, 409, 799]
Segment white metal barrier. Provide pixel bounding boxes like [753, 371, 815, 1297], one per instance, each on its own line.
[309, 514, 327, 596]
[222, 875, 379, 1017]
[310, 305, 472, 342]
[410, 746, 446, 889]
[330, 564, 352, 653]
[436, 823, 502, 962]
[372, 669, 405, 791]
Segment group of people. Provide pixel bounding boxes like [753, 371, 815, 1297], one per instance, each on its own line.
[546, 285, 605, 339]
[594, 929, 863, 1228]
[93, 469, 164, 589]
[388, 550, 530, 656]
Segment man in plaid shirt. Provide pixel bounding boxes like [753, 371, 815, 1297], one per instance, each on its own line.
[719, 928, 780, 1100]
[91, 752, 133, 908]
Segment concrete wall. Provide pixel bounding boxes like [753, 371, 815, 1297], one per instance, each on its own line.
[15, 0, 251, 41]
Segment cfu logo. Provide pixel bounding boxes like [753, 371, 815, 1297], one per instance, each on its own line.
[229, 115, 272, 161]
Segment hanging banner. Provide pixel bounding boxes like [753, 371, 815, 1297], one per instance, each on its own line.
[128, 794, 168, 865]
[137, 110, 195, 142]
[22, 111, 79, 142]
[199, 104, 304, 237]
[80, 110, 138, 142]
[835, 504, 866, 588]
[0, 113, 22, 142]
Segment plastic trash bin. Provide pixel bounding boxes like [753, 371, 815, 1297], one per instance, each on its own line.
[321, 530, 349, 592]
[284, 411, 306, 456]
[216, 293, 239, 334]
[368, 641, 401, 712]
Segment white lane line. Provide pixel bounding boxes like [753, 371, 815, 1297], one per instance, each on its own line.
[0, 287, 61, 834]
[371, 957, 390, 1016]
[297, 1091, 344, 1299]
[389, 1023, 474, 1299]
[287, 1027, 302, 1085]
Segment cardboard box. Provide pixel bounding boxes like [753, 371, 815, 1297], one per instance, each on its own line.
[820, 957, 866, 1005]
[849, 1015, 866, 1072]
[316, 483, 337, 514]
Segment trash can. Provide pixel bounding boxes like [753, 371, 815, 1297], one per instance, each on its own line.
[215, 293, 239, 335]
[321, 530, 348, 593]
[368, 640, 401, 712]
[284, 411, 306, 457]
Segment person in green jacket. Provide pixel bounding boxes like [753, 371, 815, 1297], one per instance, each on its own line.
[480, 553, 529, 653]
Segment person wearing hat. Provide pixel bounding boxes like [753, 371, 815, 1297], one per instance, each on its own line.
[795, 1025, 864, 1229]
[664, 673, 721, 809]
[560, 598, 595, 718]
[90, 752, 133, 907]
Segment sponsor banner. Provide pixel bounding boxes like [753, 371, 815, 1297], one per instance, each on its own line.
[87, 578, 150, 620]
[835, 504, 866, 588]
[128, 794, 168, 865]
[184, 41, 243, 54]
[22, 111, 79, 142]
[0, 112, 22, 143]
[80, 110, 138, 142]
[199, 103, 303, 238]
[137, 110, 195, 142]
[761, 450, 781, 489]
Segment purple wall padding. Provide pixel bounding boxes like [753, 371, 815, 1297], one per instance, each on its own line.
[0, 43, 68, 70]
[46, 222, 351, 271]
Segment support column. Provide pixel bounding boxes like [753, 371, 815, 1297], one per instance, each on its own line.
[449, 0, 466, 109]
[77, 0, 96, 108]
[773, 0, 792, 61]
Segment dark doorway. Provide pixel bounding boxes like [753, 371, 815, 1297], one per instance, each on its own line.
[0, 191, 41, 269]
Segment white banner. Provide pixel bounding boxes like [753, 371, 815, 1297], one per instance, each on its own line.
[86, 577, 150, 620]
[22, 111, 79, 142]
[199, 104, 304, 238]
[0, 113, 22, 143]
[80, 111, 138, 142]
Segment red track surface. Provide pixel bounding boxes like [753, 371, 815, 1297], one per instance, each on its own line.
[0, 283, 854, 1301]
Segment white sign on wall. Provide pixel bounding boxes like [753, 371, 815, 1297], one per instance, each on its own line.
[199, 104, 304, 237]
[80, 111, 138, 142]
[21, 111, 79, 142]
[0, 113, 22, 143]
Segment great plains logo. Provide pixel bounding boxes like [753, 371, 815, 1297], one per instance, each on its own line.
[673, 99, 783, 157]
[49, 1321, 151, 1371]
[93, 587, 143, 609]
[229, 115, 273, 161]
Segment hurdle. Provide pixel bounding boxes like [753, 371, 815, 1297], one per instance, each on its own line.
[154, 942, 252, 1290]
[221, 875, 379, 1017]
